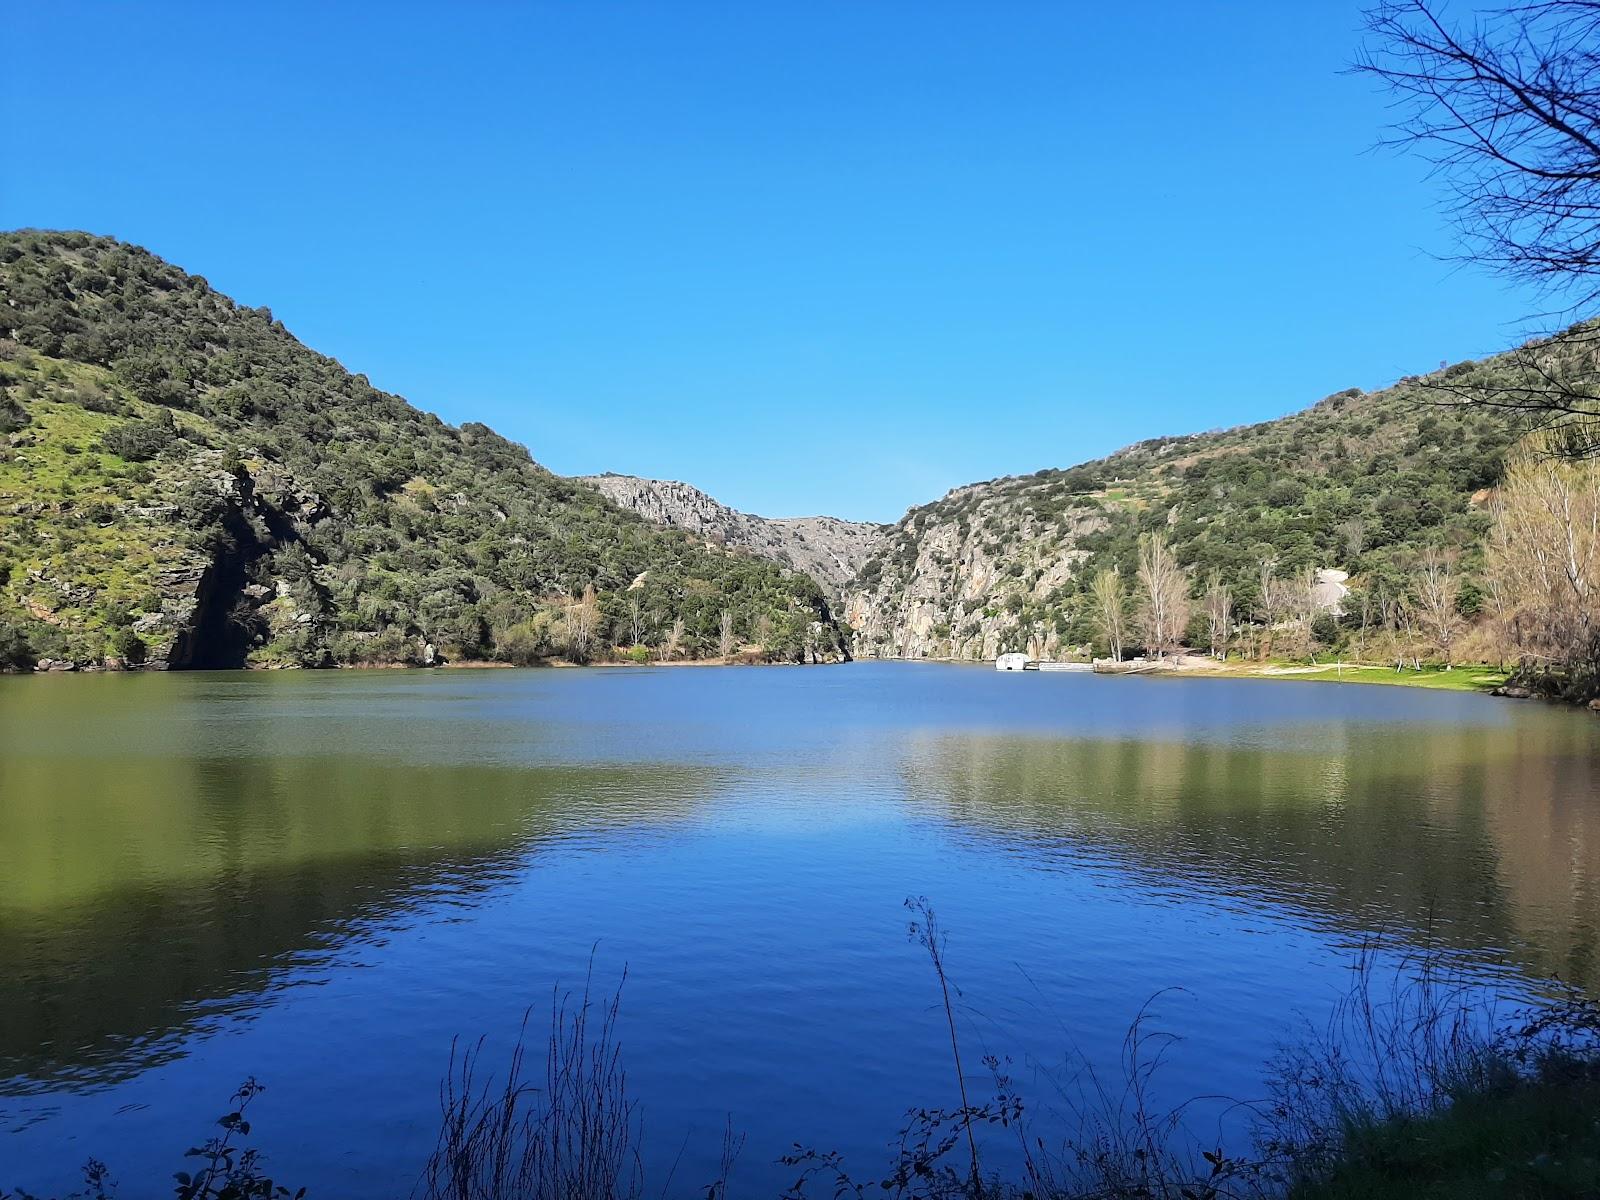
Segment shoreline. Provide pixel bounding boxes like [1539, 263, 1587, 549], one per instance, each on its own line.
[856, 654, 1518, 696]
[1163, 660, 1512, 694]
[9, 654, 848, 675]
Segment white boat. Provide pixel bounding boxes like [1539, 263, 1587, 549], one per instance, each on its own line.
[995, 653, 1030, 671]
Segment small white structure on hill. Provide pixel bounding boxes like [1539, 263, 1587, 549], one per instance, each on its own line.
[996, 652, 1030, 672]
[1313, 568, 1350, 616]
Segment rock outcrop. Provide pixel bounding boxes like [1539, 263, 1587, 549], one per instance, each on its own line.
[578, 473, 885, 599]
[844, 479, 1106, 661]
[845, 362, 1522, 661]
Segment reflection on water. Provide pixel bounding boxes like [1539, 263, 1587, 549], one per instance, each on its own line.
[0, 665, 1597, 1196]
[0, 751, 718, 1088]
[900, 723, 1600, 990]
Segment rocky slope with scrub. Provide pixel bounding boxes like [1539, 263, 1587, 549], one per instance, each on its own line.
[0, 231, 846, 670]
[578, 473, 885, 599]
[844, 354, 1532, 661]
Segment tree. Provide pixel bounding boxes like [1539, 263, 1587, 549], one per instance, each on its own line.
[1252, 558, 1277, 659]
[659, 616, 685, 663]
[1089, 567, 1127, 662]
[1204, 570, 1233, 659]
[1413, 547, 1465, 665]
[1136, 534, 1191, 661]
[718, 608, 736, 660]
[1360, 1, 1600, 455]
[563, 584, 599, 662]
[627, 591, 647, 647]
[1486, 435, 1600, 675]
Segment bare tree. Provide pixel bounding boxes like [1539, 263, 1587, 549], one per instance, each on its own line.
[1355, 582, 1377, 662]
[658, 616, 685, 663]
[562, 584, 599, 663]
[1487, 435, 1600, 669]
[1360, 0, 1600, 454]
[1336, 516, 1368, 561]
[1382, 588, 1426, 671]
[1255, 563, 1319, 660]
[1289, 565, 1321, 658]
[1256, 558, 1282, 659]
[627, 591, 647, 647]
[1413, 547, 1466, 665]
[1089, 567, 1128, 662]
[718, 608, 737, 660]
[1204, 570, 1233, 659]
[1029, 617, 1052, 661]
[1136, 534, 1191, 661]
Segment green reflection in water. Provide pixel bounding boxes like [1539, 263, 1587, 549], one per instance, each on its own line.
[901, 720, 1600, 989]
[0, 678, 718, 1087]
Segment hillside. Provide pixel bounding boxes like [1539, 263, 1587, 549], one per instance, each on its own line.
[0, 231, 847, 670]
[846, 360, 1526, 660]
[579, 473, 884, 598]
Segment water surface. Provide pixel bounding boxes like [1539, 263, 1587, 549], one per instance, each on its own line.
[2, 664, 1597, 1195]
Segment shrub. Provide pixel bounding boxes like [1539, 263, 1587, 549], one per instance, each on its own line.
[107, 627, 146, 664]
[0, 394, 28, 434]
[101, 413, 176, 462]
[0, 621, 35, 671]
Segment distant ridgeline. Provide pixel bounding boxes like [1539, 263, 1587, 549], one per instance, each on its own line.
[845, 346, 1535, 662]
[0, 231, 847, 670]
[0, 229, 1569, 675]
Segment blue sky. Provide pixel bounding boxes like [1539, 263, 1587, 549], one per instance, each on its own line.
[2, 2, 1551, 522]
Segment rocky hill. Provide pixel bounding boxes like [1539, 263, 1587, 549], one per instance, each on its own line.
[846, 357, 1527, 661]
[0, 231, 846, 670]
[579, 473, 884, 598]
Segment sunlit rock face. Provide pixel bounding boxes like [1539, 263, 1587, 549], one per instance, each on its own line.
[579, 473, 885, 599]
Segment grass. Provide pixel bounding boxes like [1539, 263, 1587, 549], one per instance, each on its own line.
[0, 357, 208, 663]
[1186, 660, 1512, 694]
[1290, 1070, 1600, 1198]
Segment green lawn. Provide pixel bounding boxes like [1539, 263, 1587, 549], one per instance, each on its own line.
[1262, 663, 1512, 693]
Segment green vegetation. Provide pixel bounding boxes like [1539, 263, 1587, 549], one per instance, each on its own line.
[1292, 1067, 1600, 1199]
[850, 336, 1587, 670]
[0, 231, 843, 668]
[1194, 661, 1511, 693]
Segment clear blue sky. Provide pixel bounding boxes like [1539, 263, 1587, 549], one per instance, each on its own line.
[2, 2, 1549, 523]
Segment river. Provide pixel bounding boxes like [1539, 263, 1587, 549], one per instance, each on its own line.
[1, 663, 1596, 1196]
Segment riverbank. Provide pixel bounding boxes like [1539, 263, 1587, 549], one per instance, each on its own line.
[880, 654, 1514, 695]
[1086, 653, 1507, 693]
[1190, 659, 1511, 694]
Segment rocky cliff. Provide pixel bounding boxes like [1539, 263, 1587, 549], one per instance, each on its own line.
[844, 360, 1522, 661]
[579, 473, 885, 598]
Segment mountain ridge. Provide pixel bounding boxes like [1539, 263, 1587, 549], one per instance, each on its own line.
[842, 361, 1521, 660]
[578, 472, 884, 598]
[0, 231, 847, 670]
[0, 229, 1559, 674]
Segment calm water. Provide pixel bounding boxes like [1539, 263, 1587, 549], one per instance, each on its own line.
[2, 664, 1598, 1196]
